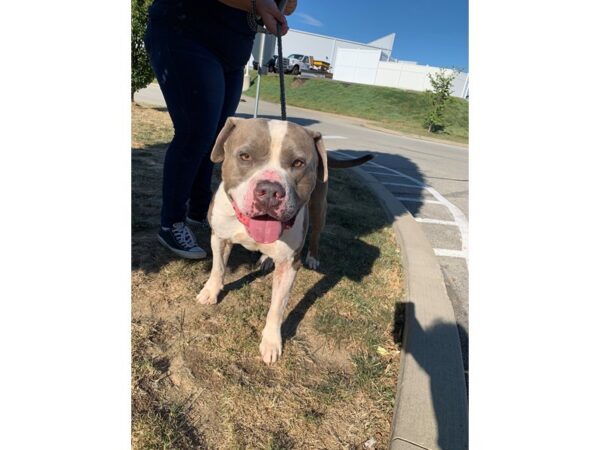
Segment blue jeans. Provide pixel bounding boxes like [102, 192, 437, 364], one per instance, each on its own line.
[144, 20, 244, 228]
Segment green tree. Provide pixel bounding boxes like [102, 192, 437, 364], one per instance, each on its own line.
[424, 69, 458, 133]
[131, 0, 154, 101]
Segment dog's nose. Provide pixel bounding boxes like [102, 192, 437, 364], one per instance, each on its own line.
[254, 180, 286, 209]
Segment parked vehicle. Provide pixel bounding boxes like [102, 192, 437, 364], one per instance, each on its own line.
[262, 54, 331, 75]
[312, 59, 331, 72]
[286, 54, 311, 75]
[286, 54, 331, 74]
[267, 55, 290, 73]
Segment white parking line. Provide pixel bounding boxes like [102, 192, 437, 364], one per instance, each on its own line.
[382, 181, 424, 188]
[434, 248, 467, 259]
[337, 151, 469, 267]
[323, 135, 347, 139]
[364, 170, 404, 177]
[415, 218, 459, 226]
[394, 197, 443, 205]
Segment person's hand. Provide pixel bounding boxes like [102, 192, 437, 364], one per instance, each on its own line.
[283, 0, 297, 16]
[256, 0, 289, 35]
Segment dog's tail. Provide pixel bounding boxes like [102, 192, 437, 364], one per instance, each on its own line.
[327, 153, 373, 169]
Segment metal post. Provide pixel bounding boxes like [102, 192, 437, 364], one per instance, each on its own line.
[242, 61, 250, 91]
[253, 32, 266, 118]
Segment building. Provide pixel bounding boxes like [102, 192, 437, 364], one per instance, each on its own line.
[251, 29, 395, 69]
[281, 29, 396, 67]
[250, 29, 468, 99]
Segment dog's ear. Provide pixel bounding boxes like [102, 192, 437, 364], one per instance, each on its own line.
[211, 117, 240, 163]
[305, 129, 328, 183]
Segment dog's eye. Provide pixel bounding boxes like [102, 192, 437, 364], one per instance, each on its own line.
[292, 159, 305, 168]
[239, 152, 252, 161]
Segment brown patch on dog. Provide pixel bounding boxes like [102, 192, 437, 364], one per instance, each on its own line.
[211, 117, 272, 193]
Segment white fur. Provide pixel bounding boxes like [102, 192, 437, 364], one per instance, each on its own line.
[210, 182, 306, 262]
[260, 259, 298, 364]
[267, 120, 288, 164]
[305, 252, 320, 270]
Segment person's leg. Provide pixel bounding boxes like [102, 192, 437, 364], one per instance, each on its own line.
[187, 67, 245, 222]
[144, 21, 227, 229]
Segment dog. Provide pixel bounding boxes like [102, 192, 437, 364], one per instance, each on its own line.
[196, 117, 372, 364]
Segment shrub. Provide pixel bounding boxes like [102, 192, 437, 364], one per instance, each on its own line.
[424, 69, 458, 133]
[131, 0, 154, 101]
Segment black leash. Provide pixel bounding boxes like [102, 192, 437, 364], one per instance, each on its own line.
[247, 0, 288, 121]
[275, 23, 287, 121]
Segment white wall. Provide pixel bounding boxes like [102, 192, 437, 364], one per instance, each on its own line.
[336, 49, 469, 98]
[281, 30, 334, 62]
[333, 48, 381, 85]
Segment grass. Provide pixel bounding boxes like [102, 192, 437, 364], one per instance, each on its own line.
[131, 103, 405, 449]
[244, 71, 469, 144]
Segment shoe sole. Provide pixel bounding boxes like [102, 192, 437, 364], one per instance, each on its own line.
[157, 235, 207, 260]
[186, 216, 209, 227]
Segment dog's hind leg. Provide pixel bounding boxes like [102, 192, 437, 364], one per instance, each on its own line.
[306, 181, 327, 270]
[257, 253, 274, 273]
[196, 234, 232, 305]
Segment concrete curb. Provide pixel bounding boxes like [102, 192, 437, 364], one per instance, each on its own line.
[350, 167, 468, 450]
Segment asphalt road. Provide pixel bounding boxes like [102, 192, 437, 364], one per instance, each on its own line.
[134, 83, 469, 374]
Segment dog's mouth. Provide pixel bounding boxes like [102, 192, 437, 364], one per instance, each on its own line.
[231, 202, 297, 244]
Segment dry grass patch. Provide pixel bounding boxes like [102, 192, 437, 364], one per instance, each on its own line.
[132, 103, 405, 449]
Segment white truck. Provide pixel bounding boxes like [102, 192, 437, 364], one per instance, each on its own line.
[270, 54, 332, 75]
[285, 54, 312, 75]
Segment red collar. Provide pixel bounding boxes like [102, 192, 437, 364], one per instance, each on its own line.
[230, 200, 251, 227]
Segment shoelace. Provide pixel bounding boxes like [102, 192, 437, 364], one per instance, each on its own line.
[172, 223, 198, 249]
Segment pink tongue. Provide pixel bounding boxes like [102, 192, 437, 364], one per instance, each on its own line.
[247, 217, 284, 244]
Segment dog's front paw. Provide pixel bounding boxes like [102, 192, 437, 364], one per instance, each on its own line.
[259, 330, 282, 364]
[195, 283, 220, 305]
[305, 254, 320, 270]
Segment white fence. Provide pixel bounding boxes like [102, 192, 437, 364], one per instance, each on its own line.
[332, 48, 381, 85]
[333, 49, 469, 98]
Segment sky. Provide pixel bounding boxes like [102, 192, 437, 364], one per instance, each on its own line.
[286, 0, 469, 71]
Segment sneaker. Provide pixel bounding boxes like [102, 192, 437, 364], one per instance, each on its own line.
[186, 216, 210, 229]
[157, 222, 207, 259]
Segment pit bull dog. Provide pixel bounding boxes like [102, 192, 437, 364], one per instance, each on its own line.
[196, 117, 372, 364]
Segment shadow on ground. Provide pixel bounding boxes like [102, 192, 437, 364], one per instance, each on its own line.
[132, 144, 426, 337]
[393, 302, 469, 450]
[333, 149, 469, 378]
[235, 112, 320, 127]
[333, 149, 427, 216]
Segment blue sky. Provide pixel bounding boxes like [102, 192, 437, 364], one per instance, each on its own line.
[286, 0, 469, 71]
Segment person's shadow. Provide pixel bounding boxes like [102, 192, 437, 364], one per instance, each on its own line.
[393, 301, 469, 450]
[235, 112, 320, 127]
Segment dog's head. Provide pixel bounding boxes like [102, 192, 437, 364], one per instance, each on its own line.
[211, 117, 327, 244]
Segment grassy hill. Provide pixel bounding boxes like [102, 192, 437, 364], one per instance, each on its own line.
[245, 73, 468, 144]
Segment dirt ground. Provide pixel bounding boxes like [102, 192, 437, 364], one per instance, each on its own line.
[132, 104, 405, 449]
